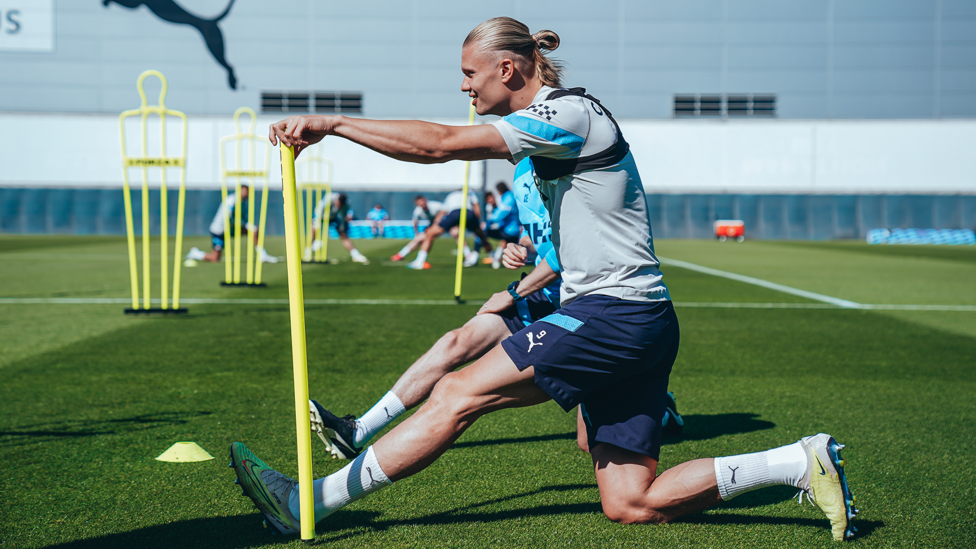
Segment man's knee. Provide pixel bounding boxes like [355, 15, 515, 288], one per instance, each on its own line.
[427, 371, 477, 418]
[601, 497, 669, 525]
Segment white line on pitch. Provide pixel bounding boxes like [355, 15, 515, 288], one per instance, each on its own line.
[658, 256, 864, 309]
[0, 297, 974, 311]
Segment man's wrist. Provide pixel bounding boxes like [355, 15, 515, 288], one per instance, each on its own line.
[507, 280, 526, 302]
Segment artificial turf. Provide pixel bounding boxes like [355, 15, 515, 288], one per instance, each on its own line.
[0, 236, 973, 548]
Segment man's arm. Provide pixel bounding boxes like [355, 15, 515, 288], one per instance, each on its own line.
[270, 115, 512, 162]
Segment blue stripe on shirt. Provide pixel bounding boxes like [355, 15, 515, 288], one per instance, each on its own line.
[503, 114, 585, 154]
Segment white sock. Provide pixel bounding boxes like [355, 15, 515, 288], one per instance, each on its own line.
[415, 250, 428, 264]
[350, 248, 365, 260]
[463, 245, 472, 256]
[186, 247, 206, 260]
[493, 247, 504, 260]
[354, 391, 406, 447]
[713, 441, 807, 500]
[397, 244, 413, 257]
[288, 446, 391, 523]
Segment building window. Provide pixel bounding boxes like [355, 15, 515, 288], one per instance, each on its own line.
[262, 91, 363, 114]
[673, 94, 776, 118]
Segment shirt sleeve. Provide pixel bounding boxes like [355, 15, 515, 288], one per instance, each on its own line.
[491, 98, 589, 164]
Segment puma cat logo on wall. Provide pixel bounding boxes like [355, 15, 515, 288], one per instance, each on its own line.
[103, 0, 238, 90]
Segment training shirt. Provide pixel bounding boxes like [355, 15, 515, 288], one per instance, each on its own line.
[513, 158, 562, 300]
[493, 86, 669, 306]
[208, 193, 251, 235]
[314, 198, 353, 223]
[487, 190, 521, 231]
[441, 190, 479, 213]
[367, 207, 389, 222]
[411, 200, 444, 224]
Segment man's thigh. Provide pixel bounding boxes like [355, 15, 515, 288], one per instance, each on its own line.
[443, 345, 551, 414]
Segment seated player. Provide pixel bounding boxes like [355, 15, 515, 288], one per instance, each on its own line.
[366, 203, 389, 238]
[476, 182, 521, 269]
[391, 195, 445, 262]
[306, 193, 368, 264]
[406, 189, 492, 270]
[311, 159, 683, 460]
[185, 185, 276, 264]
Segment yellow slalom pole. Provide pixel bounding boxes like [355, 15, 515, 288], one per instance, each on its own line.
[279, 143, 315, 542]
[453, 103, 477, 302]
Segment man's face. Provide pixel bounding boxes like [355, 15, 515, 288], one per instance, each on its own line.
[461, 43, 514, 117]
[415, 197, 427, 209]
[241, 186, 249, 200]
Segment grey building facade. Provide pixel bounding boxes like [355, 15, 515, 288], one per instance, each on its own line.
[2, 0, 974, 119]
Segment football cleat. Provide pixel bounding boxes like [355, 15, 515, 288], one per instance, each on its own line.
[661, 391, 684, 437]
[352, 254, 369, 264]
[797, 433, 858, 541]
[406, 261, 431, 270]
[229, 442, 301, 535]
[463, 251, 480, 267]
[309, 399, 362, 459]
[390, 253, 404, 262]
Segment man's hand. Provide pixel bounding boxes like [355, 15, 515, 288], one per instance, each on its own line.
[502, 243, 528, 269]
[478, 290, 514, 316]
[269, 115, 340, 158]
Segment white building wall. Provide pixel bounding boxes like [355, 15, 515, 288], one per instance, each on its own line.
[1, 113, 973, 194]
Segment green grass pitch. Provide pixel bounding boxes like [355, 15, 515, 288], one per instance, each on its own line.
[1, 235, 974, 548]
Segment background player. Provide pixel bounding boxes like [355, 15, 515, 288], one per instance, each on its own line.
[407, 189, 492, 269]
[306, 192, 368, 264]
[185, 184, 275, 264]
[476, 181, 521, 268]
[366, 203, 389, 238]
[392, 195, 445, 262]
[237, 17, 856, 542]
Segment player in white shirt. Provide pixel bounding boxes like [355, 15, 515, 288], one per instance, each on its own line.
[185, 185, 276, 264]
[391, 195, 445, 262]
[234, 17, 857, 542]
[406, 189, 493, 269]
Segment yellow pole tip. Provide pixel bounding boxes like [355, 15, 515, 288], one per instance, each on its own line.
[155, 441, 215, 462]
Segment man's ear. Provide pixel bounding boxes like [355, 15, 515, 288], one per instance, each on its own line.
[499, 58, 515, 83]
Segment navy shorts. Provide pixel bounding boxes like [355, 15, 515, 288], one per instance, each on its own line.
[498, 288, 559, 335]
[486, 223, 521, 241]
[211, 232, 225, 251]
[501, 295, 679, 459]
[438, 209, 480, 231]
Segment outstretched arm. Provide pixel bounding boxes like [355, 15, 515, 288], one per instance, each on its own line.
[269, 115, 512, 162]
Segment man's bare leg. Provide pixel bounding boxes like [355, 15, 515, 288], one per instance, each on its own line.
[591, 443, 720, 524]
[287, 346, 551, 522]
[390, 313, 511, 409]
[372, 346, 548, 478]
[313, 313, 513, 454]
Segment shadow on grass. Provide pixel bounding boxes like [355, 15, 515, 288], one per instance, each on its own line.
[0, 411, 212, 447]
[453, 413, 775, 450]
[677, 513, 883, 540]
[43, 482, 878, 548]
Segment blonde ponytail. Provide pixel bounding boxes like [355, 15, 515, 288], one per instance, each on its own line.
[464, 17, 564, 88]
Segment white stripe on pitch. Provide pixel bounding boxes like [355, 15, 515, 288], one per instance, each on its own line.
[658, 256, 864, 309]
[0, 297, 974, 311]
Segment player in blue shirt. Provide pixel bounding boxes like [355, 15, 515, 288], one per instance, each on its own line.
[476, 182, 522, 268]
[366, 204, 389, 238]
[237, 17, 856, 542]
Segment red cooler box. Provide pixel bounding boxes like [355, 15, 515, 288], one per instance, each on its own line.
[714, 220, 745, 242]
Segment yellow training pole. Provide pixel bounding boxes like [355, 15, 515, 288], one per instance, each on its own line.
[280, 143, 315, 542]
[453, 103, 477, 302]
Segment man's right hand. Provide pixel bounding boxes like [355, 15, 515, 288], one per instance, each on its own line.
[502, 243, 528, 269]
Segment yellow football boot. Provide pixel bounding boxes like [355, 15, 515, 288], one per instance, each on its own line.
[798, 433, 858, 541]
